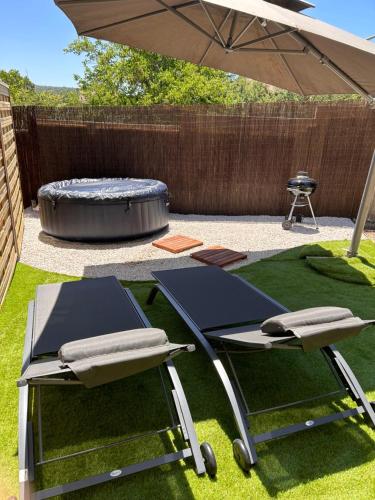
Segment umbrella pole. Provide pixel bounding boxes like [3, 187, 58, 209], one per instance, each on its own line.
[347, 149, 375, 257]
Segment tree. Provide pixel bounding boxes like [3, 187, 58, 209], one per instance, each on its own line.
[0, 69, 80, 106]
[65, 37, 359, 105]
[65, 38, 241, 105]
[0, 69, 36, 104]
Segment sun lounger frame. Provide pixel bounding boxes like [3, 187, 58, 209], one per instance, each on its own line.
[148, 268, 375, 470]
[18, 286, 207, 500]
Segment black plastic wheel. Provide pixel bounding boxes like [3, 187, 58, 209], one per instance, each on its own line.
[295, 214, 303, 223]
[282, 220, 293, 230]
[200, 442, 217, 477]
[233, 439, 252, 472]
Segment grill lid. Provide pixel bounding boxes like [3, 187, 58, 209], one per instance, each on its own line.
[287, 171, 318, 194]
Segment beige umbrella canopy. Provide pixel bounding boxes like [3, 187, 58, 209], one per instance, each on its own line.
[55, 0, 375, 100]
[55, 0, 375, 255]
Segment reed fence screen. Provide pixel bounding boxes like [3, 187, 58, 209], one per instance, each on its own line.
[0, 83, 24, 304]
[13, 103, 375, 219]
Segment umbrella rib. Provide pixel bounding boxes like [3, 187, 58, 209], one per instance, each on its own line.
[198, 9, 232, 65]
[227, 11, 238, 47]
[237, 48, 306, 55]
[199, 1, 226, 47]
[229, 16, 258, 48]
[285, 28, 373, 101]
[78, 1, 199, 36]
[231, 28, 297, 51]
[260, 21, 305, 95]
[153, 0, 223, 49]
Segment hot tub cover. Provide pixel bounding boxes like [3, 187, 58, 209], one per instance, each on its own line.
[38, 178, 168, 202]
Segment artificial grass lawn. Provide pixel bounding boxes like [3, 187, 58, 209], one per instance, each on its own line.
[1, 243, 375, 499]
[300, 240, 375, 287]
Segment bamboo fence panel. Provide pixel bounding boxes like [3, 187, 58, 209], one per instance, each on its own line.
[12, 103, 375, 218]
[0, 81, 24, 304]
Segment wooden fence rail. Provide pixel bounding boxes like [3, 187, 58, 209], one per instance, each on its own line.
[12, 103, 375, 219]
[0, 82, 24, 304]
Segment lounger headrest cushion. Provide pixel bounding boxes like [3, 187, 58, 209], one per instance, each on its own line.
[59, 328, 168, 364]
[261, 307, 353, 334]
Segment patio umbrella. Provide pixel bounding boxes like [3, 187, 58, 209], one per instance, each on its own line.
[54, 0, 375, 255]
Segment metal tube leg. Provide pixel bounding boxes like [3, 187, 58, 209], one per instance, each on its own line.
[323, 345, 375, 427]
[18, 383, 32, 500]
[307, 196, 318, 229]
[287, 195, 298, 221]
[165, 360, 206, 475]
[348, 149, 375, 257]
[147, 286, 159, 305]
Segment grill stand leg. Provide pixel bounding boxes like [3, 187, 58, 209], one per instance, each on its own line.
[287, 195, 298, 222]
[307, 196, 318, 229]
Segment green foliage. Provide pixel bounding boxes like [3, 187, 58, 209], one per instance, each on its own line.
[1, 41, 361, 106]
[65, 38, 360, 105]
[0, 69, 80, 106]
[66, 38, 239, 105]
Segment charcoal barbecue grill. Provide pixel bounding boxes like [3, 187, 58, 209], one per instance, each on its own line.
[282, 171, 318, 230]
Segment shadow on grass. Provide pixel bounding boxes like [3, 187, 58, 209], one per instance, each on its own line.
[33, 367, 197, 499]
[299, 241, 375, 286]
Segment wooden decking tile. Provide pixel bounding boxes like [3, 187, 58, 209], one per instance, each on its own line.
[152, 234, 203, 253]
[191, 246, 247, 267]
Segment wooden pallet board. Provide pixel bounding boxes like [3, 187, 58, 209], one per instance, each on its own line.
[152, 234, 203, 253]
[191, 246, 247, 267]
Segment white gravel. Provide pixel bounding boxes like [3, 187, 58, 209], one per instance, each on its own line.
[20, 208, 357, 281]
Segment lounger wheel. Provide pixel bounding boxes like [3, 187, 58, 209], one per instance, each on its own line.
[282, 220, 293, 230]
[233, 439, 252, 472]
[200, 442, 217, 477]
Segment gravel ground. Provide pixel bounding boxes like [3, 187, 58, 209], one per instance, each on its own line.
[20, 208, 357, 281]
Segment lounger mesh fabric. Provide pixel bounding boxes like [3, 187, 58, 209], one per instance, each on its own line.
[32, 277, 144, 356]
[22, 278, 192, 387]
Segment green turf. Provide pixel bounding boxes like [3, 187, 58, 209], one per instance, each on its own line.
[1, 248, 375, 499]
[297, 240, 375, 286]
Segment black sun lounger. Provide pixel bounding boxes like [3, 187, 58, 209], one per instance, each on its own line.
[147, 266, 375, 472]
[18, 276, 216, 500]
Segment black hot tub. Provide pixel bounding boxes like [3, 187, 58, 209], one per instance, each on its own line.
[38, 178, 169, 241]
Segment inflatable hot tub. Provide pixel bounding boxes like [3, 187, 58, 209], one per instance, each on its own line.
[38, 178, 169, 241]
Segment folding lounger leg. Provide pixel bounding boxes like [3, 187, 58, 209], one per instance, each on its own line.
[147, 285, 257, 471]
[323, 345, 375, 427]
[18, 383, 32, 500]
[18, 301, 36, 500]
[127, 288, 212, 475]
[165, 360, 209, 475]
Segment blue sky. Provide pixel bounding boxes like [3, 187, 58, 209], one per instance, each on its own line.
[1, 0, 374, 87]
